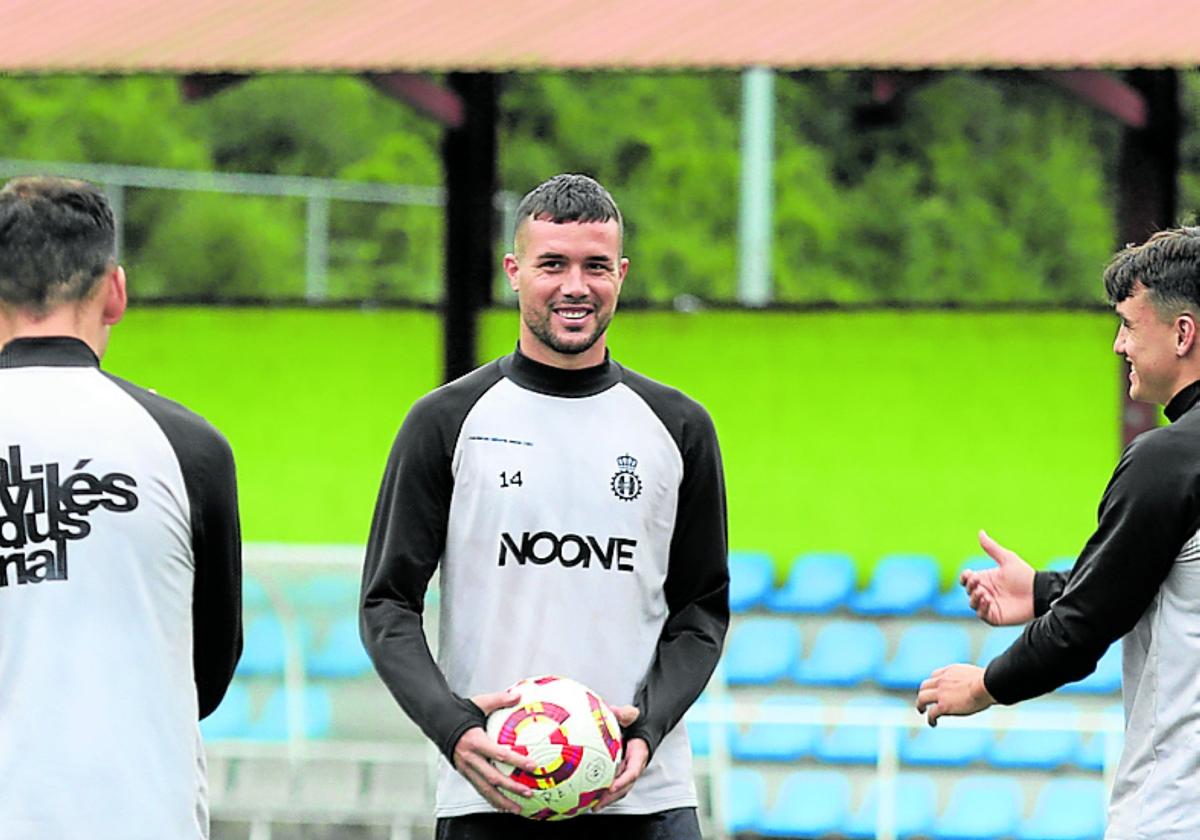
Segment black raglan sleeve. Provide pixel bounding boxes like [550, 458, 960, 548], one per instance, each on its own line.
[103, 374, 243, 719]
[985, 428, 1200, 704]
[622, 377, 729, 756]
[360, 372, 500, 762]
[1033, 570, 1069, 616]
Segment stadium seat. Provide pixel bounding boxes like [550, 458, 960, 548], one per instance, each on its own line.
[729, 695, 820, 762]
[814, 695, 908, 764]
[685, 695, 733, 758]
[1016, 778, 1107, 840]
[724, 768, 767, 835]
[246, 685, 333, 741]
[728, 551, 775, 612]
[931, 775, 1023, 840]
[987, 701, 1083, 770]
[794, 620, 886, 687]
[756, 770, 850, 838]
[1058, 644, 1121, 694]
[877, 623, 971, 690]
[284, 574, 360, 612]
[844, 774, 938, 839]
[243, 574, 272, 612]
[724, 618, 801, 685]
[976, 625, 1024, 666]
[236, 615, 290, 676]
[901, 723, 991, 767]
[765, 552, 855, 613]
[1077, 705, 1124, 771]
[849, 554, 940, 615]
[1047, 556, 1076, 572]
[307, 616, 373, 678]
[934, 556, 994, 618]
[200, 681, 252, 741]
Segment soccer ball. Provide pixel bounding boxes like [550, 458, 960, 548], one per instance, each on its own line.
[486, 675, 623, 820]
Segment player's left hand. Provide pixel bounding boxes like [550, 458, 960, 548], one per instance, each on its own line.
[594, 705, 647, 812]
[915, 664, 996, 727]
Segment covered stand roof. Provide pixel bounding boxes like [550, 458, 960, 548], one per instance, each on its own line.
[3, 0, 1200, 72]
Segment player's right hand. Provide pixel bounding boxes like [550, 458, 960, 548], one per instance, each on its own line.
[961, 529, 1036, 627]
[453, 689, 539, 814]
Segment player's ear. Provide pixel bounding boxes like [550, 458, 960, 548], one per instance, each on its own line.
[1176, 312, 1197, 357]
[615, 257, 629, 296]
[503, 254, 521, 294]
[101, 265, 127, 327]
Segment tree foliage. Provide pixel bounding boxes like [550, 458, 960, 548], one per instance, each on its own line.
[0, 70, 1187, 305]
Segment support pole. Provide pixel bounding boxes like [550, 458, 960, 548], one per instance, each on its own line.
[1117, 70, 1179, 446]
[441, 73, 498, 383]
[738, 67, 774, 307]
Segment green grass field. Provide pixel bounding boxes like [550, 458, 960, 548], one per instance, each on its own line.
[105, 307, 1120, 584]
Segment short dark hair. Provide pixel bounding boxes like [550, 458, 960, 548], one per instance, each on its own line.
[0, 176, 116, 315]
[512, 174, 623, 248]
[1103, 227, 1200, 318]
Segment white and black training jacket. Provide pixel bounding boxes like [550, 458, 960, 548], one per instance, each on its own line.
[0, 336, 242, 840]
[985, 379, 1200, 840]
[361, 348, 729, 818]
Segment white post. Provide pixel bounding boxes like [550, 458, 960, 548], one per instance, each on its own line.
[737, 66, 774, 306]
[305, 193, 330, 302]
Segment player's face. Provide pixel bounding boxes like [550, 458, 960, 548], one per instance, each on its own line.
[505, 218, 628, 369]
[1113, 284, 1181, 404]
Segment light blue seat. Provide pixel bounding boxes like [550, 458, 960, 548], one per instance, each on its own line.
[730, 695, 820, 762]
[793, 620, 886, 687]
[757, 770, 851, 838]
[814, 696, 908, 764]
[1077, 705, 1124, 771]
[931, 775, 1023, 840]
[976, 625, 1024, 666]
[724, 768, 767, 835]
[307, 616, 373, 678]
[243, 575, 272, 612]
[850, 554, 940, 616]
[236, 615, 290, 676]
[284, 574, 360, 611]
[987, 701, 1083, 770]
[1047, 556, 1076, 572]
[1058, 644, 1121, 694]
[934, 556, 993, 618]
[901, 724, 991, 767]
[200, 681, 252, 741]
[766, 552, 855, 614]
[684, 695, 732, 758]
[729, 551, 775, 612]
[845, 774, 938, 839]
[1016, 778, 1107, 840]
[877, 623, 971, 690]
[724, 618, 801, 685]
[246, 685, 333, 741]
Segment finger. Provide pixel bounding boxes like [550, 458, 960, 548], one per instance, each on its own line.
[611, 704, 640, 727]
[978, 529, 1010, 566]
[465, 752, 535, 798]
[471, 689, 522, 716]
[594, 768, 637, 812]
[461, 764, 523, 814]
[926, 704, 940, 727]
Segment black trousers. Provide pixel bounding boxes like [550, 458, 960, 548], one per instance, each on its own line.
[435, 807, 703, 840]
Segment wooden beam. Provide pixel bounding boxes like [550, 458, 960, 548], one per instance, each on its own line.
[364, 73, 465, 129]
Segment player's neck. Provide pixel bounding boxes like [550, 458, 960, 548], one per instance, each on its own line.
[0, 307, 107, 359]
[517, 334, 608, 370]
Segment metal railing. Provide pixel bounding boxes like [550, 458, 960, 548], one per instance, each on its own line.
[0, 158, 518, 303]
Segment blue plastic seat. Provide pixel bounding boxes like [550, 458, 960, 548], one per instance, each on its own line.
[1058, 644, 1121, 694]
[794, 620, 886, 687]
[1016, 778, 1107, 840]
[850, 554, 940, 615]
[724, 618, 801, 685]
[757, 770, 851, 838]
[877, 623, 971, 690]
[814, 696, 908, 764]
[766, 552, 855, 614]
[284, 574, 360, 612]
[1047, 556, 1076, 572]
[236, 615, 290, 676]
[934, 556, 994, 618]
[976, 625, 1024, 666]
[684, 695, 732, 758]
[243, 575, 272, 612]
[307, 616, 373, 678]
[246, 685, 333, 741]
[844, 774, 939, 839]
[200, 681, 252, 741]
[1077, 704, 1124, 771]
[987, 701, 1083, 770]
[729, 551, 775, 612]
[724, 768, 767, 835]
[730, 695, 820, 762]
[931, 775, 1023, 840]
[902, 724, 991, 767]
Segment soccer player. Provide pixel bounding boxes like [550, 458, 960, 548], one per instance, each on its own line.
[917, 227, 1200, 839]
[0, 176, 242, 840]
[361, 174, 728, 840]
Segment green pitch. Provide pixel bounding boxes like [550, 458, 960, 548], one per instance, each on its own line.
[105, 307, 1119, 584]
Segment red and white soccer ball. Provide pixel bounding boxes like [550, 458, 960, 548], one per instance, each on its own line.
[486, 675, 624, 820]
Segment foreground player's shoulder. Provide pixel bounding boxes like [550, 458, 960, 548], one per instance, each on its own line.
[402, 358, 506, 433]
[617, 364, 717, 445]
[1116, 419, 1200, 504]
[101, 372, 233, 466]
